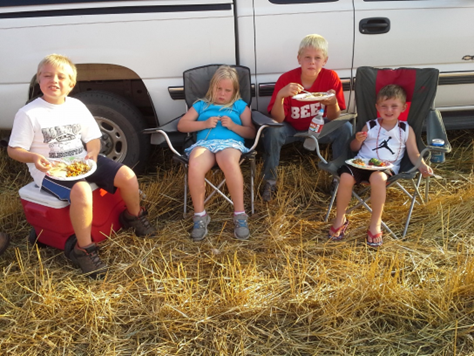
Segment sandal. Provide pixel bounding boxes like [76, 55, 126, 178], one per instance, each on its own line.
[367, 230, 383, 248]
[327, 219, 349, 241]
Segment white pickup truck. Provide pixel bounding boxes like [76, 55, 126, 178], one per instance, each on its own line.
[1, 0, 473, 171]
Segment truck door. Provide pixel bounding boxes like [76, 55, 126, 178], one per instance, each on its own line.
[353, 0, 474, 127]
[243, 0, 355, 112]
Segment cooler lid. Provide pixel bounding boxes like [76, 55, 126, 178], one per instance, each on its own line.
[19, 182, 70, 208]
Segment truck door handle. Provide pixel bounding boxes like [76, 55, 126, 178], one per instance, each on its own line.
[359, 17, 390, 34]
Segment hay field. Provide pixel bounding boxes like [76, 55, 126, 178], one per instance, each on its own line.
[0, 130, 473, 355]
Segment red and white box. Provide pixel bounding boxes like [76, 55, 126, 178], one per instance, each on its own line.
[19, 182, 125, 250]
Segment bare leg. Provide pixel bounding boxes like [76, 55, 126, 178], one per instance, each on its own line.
[368, 171, 387, 244]
[216, 148, 244, 212]
[332, 173, 355, 228]
[188, 147, 216, 213]
[69, 181, 93, 247]
[114, 165, 140, 216]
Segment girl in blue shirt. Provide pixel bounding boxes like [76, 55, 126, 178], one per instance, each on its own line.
[178, 66, 256, 241]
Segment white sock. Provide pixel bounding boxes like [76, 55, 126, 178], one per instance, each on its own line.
[266, 180, 276, 186]
[234, 211, 245, 216]
[194, 210, 206, 217]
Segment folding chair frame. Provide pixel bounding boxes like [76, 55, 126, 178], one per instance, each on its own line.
[144, 64, 281, 217]
[318, 66, 451, 239]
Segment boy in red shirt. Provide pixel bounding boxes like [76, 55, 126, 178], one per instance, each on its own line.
[262, 34, 352, 201]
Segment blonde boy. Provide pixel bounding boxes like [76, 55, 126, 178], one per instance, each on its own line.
[261, 34, 352, 201]
[8, 54, 156, 278]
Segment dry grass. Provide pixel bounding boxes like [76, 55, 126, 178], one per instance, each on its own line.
[1, 130, 474, 355]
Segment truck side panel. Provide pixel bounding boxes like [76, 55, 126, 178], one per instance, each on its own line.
[353, 0, 474, 116]
[247, 0, 355, 112]
[0, 0, 236, 128]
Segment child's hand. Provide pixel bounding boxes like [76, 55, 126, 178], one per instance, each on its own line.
[321, 89, 337, 106]
[220, 116, 234, 130]
[280, 83, 303, 98]
[34, 155, 52, 172]
[355, 131, 368, 143]
[419, 163, 433, 178]
[85, 153, 98, 162]
[206, 116, 220, 129]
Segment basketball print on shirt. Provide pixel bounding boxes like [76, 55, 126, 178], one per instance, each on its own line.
[373, 137, 395, 155]
[42, 124, 85, 159]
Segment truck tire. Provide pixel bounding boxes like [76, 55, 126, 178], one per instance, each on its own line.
[73, 90, 150, 173]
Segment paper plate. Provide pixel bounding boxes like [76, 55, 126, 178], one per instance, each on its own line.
[46, 159, 97, 181]
[345, 158, 393, 171]
[292, 92, 335, 102]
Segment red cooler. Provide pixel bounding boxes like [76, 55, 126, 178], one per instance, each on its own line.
[19, 182, 125, 251]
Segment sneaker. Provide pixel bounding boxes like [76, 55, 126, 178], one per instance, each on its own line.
[70, 243, 108, 279]
[120, 207, 156, 237]
[261, 181, 277, 202]
[233, 213, 250, 240]
[0, 232, 10, 256]
[191, 214, 211, 241]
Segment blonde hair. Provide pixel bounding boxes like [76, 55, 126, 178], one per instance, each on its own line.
[298, 34, 328, 58]
[37, 54, 77, 86]
[203, 65, 241, 108]
[377, 84, 407, 104]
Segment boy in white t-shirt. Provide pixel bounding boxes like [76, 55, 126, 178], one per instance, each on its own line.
[8, 54, 155, 278]
[328, 85, 433, 247]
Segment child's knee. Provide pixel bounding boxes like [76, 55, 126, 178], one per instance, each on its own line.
[369, 172, 387, 185]
[70, 182, 93, 202]
[340, 173, 355, 186]
[220, 161, 241, 176]
[115, 166, 138, 186]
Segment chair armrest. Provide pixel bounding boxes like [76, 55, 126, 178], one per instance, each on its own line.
[251, 110, 282, 127]
[247, 111, 283, 151]
[319, 113, 356, 138]
[143, 115, 182, 134]
[425, 110, 452, 153]
[142, 115, 185, 156]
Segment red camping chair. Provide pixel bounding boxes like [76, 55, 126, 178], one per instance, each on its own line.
[319, 66, 451, 239]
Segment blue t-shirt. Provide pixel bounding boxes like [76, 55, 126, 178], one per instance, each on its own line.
[193, 99, 247, 143]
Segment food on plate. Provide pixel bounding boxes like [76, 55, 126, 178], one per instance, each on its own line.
[368, 158, 387, 167]
[302, 92, 327, 99]
[352, 158, 366, 166]
[48, 160, 91, 178]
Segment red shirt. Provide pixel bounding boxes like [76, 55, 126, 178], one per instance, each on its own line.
[267, 67, 346, 131]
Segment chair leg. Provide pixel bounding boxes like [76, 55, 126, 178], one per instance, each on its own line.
[324, 179, 339, 222]
[425, 176, 430, 202]
[402, 174, 423, 238]
[184, 167, 188, 218]
[204, 178, 234, 205]
[350, 190, 398, 239]
[250, 158, 255, 215]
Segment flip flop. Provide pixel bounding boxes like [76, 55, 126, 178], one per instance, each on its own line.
[327, 219, 349, 241]
[367, 230, 383, 248]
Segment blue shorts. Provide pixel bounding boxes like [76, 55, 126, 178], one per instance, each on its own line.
[184, 139, 250, 156]
[41, 156, 123, 203]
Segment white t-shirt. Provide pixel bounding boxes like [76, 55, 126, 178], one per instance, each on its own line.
[9, 97, 102, 186]
[356, 119, 409, 174]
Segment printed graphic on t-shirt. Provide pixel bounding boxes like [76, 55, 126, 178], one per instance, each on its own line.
[373, 137, 395, 155]
[42, 124, 85, 159]
[291, 102, 322, 119]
